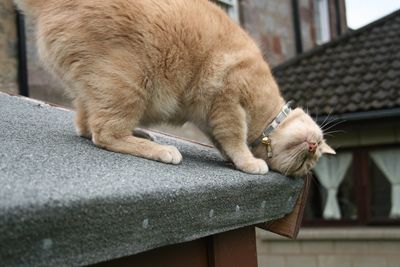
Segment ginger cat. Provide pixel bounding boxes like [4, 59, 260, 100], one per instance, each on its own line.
[14, 0, 335, 176]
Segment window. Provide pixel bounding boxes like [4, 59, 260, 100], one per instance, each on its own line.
[211, 0, 240, 23]
[304, 147, 400, 226]
[314, 0, 331, 44]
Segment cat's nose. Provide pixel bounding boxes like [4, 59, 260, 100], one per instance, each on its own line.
[308, 142, 317, 153]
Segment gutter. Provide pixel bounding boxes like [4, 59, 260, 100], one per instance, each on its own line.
[273, 8, 400, 73]
[316, 108, 400, 124]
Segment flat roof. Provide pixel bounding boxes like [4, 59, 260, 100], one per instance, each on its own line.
[0, 93, 303, 266]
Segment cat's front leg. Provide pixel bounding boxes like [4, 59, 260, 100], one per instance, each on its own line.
[74, 78, 182, 165]
[230, 149, 269, 174]
[74, 98, 92, 139]
[209, 102, 269, 174]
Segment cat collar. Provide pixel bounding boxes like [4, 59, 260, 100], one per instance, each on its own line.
[251, 101, 293, 157]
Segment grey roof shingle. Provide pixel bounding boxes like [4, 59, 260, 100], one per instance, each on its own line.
[273, 9, 400, 116]
[0, 93, 303, 267]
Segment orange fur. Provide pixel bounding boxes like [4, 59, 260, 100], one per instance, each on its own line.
[15, 0, 334, 175]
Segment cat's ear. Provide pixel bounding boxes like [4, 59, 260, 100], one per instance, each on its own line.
[320, 141, 336, 155]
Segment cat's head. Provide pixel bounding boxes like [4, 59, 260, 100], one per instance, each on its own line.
[252, 108, 335, 177]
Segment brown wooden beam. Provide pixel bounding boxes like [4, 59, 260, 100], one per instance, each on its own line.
[90, 226, 258, 267]
[92, 238, 209, 267]
[207, 227, 258, 267]
[261, 175, 311, 239]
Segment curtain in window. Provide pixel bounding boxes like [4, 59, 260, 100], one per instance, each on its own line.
[370, 149, 400, 218]
[313, 152, 352, 219]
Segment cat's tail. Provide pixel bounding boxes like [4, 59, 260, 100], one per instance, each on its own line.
[13, 0, 46, 18]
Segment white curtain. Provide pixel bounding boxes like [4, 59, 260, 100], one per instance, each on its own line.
[370, 149, 400, 219]
[313, 152, 353, 219]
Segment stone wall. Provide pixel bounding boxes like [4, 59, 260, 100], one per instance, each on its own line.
[0, 0, 18, 94]
[257, 228, 400, 267]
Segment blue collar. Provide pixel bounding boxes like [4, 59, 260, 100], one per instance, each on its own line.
[251, 101, 293, 150]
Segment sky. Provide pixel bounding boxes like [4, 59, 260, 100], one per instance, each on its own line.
[346, 0, 400, 29]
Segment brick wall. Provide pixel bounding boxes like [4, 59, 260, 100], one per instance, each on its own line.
[257, 228, 400, 267]
[0, 0, 18, 94]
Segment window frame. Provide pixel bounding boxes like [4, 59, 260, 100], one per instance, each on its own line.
[314, 0, 331, 44]
[303, 144, 400, 227]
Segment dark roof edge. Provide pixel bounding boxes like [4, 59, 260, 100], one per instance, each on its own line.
[273, 8, 400, 72]
[316, 108, 400, 124]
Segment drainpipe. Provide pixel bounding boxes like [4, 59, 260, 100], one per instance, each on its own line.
[291, 0, 303, 54]
[334, 0, 342, 36]
[15, 10, 29, 97]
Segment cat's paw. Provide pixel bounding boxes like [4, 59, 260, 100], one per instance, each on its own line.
[236, 158, 269, 174]
[156, 145, 182, 165]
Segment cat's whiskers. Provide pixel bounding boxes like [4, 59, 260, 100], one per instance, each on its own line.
[323, 129, 346, 136]
[322, 119, 346, 134]
[314, 108, 319, 123]
[321, 115, 342, 127]
[283, 146, 306, 176]
[319, 110, 334, 129]
[282, 151, 298, 175]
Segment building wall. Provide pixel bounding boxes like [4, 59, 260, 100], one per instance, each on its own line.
[240, 0, 347, 66]
[257, 228, 400, 267]
[2, 0, 348, 102]
[240, 0, 296, 67]
[255, 120, 400, 267]
[298, 0, 316, 51]
[0, 0, 18, 94]
[0, 1, 67, 105]
[240, 0, 319, 66]
[328, 0, 348, 37]
[327, 120, 400, 148]
[24, 18, 68, 106]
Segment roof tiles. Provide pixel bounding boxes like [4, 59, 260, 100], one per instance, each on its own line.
[273, 9, 400, 116]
